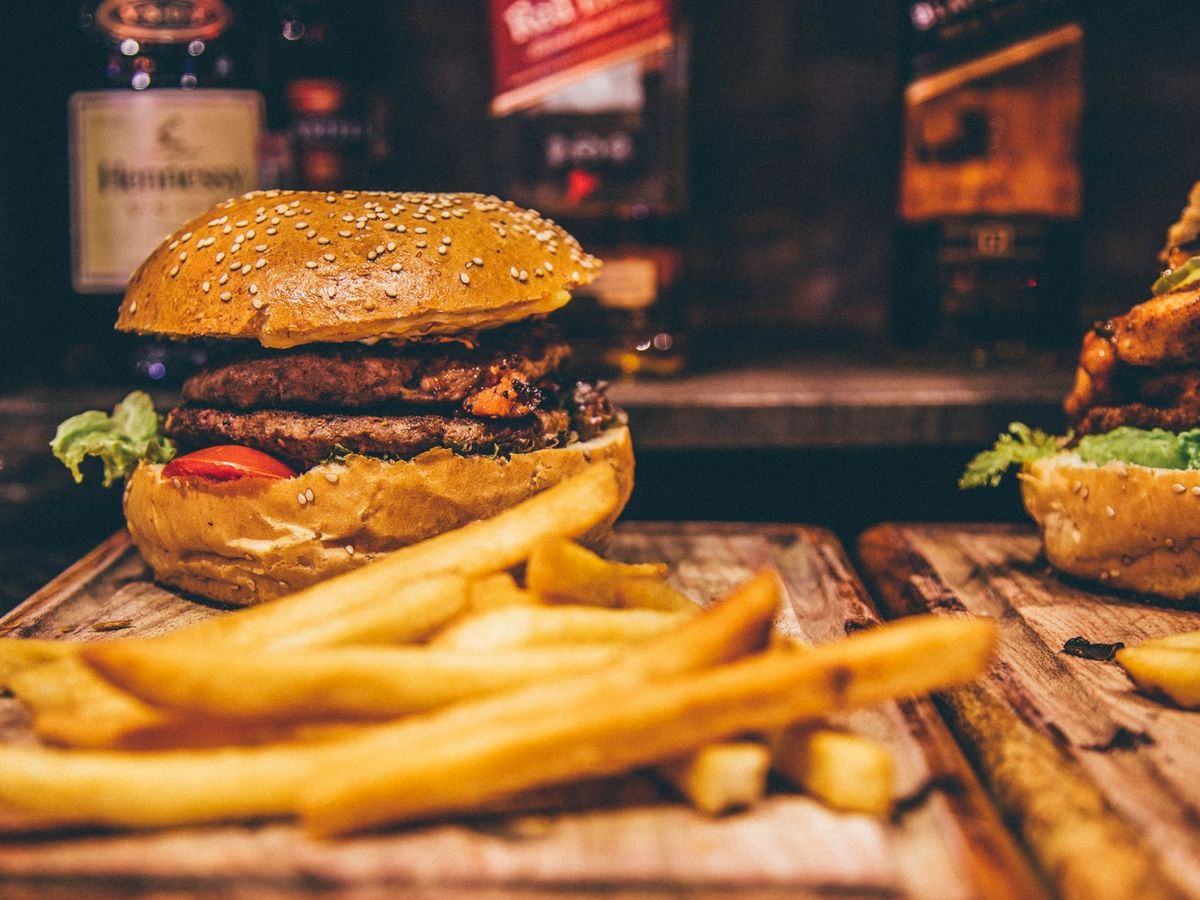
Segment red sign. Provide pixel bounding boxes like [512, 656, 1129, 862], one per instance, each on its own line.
[489, 0, 673, 116]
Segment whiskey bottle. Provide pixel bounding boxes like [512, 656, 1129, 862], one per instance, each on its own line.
[893, 0, 1083, 362]
[490, 0, 687, 377]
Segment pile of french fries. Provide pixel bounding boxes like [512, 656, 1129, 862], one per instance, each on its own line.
[1116, 629, 1200, 709]
[0, 466, 997, 836]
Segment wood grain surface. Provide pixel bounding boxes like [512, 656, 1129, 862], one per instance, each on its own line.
[859, 523, 1200, 900]
[0, 524, 1039, 898]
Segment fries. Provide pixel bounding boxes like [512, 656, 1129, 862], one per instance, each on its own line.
[658, 742, 772, 815]
[430, 605, 692, 651]
[0, 467, 998, 836]
[300, 615, 995, 834]
[84, 643, 623, 722]
[526, 537, 694, 612]
[0, 638, 75, 687]
[1115, 644, 1200, 709]
[772, 726, 894, 815]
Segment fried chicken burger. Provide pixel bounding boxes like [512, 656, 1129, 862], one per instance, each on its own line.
[963, 182, 1200, 604]
[53, 190, 633, 605]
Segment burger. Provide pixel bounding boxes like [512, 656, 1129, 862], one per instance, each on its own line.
[963, 183, 1200, 603]
[52, 190, 634, 605]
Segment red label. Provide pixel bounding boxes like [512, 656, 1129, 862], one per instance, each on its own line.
[489, 0, 673, 116]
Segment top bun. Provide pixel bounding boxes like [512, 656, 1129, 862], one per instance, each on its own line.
[116, 190, 601, 348]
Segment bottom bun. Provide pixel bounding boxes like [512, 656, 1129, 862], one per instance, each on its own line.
[124, 426, 634, 606]
[1021, 453, 1200, 604]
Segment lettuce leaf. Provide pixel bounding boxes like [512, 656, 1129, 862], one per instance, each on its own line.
[50, 391, 176, 486]
[1076, 426, 1200, 470]
[959, 423, 1063, 489]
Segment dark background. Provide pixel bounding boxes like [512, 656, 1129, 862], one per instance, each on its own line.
[0, 1, 1194, 608]
[2, 1, 1196, 386]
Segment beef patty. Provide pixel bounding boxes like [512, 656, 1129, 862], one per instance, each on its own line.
[165, 406, 571, 470]
[183, 321, 569, 418]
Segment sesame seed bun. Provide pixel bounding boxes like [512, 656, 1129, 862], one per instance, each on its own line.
[116, 190, 601, 348]
[1021, 454, 1200, 604]
[124, 425, 634, 606]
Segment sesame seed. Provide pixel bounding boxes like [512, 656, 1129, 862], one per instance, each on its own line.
[216, 251, 226, 263]
[415, 226, 428, 234]
[364, 300, 375, 310]
[295, 221, 308, 230]
[510, 266, 519, 278]
[324, 471, 339, 483]
[367, 251, 377, 261]
[219, 273, 229, 285]
[246, 229, 256, 239]
[255, 258, 266, 269]
[318, 236, 331, 245]
[415, 240, 427, 249]
[236, 219, 249, 227]
[325, 285, 337, 298]
[305, 488, 315, 503]
[544, 261, 554, 272]
[306, 229, 316, 239]
[437, 245, 447, 255]
[383, 222, 397, 231]
[397, 224, 407, 233]
[169, 265, 180, 277]
[342, 213, 354, 222]
[519, 269, 528, 282]
[324, 253, 335, 262]
[345, 545, 355, 556]
[202, 281, 211, 293]
[219, 291, 232, 302]
[339, 230, 352, 237]
[249, 284, 258, 295]
[1174, 483, 1186, 494]
[1192, 486, 1200, 496]
[385, 287, 399, 298]
[1081, 487, 1089, 499]
[460, 272, 470, 285]
[387, 241, 396, 252]
[266, 227, 278, 235]
[390, 263, 402, 272]
[240, 263, 251, 275]
[252, 297, 264, 309]
[441, 236, 452, 245]
[1105, 505, 1116, 518]
[169, 240, 179, 251]
[178, 251, 188, 262]
[255, 244, 267, 252]
[305, 260, 318, 269]
[297, 492, 307, 506]
[129, 301, 137, 313]
[472, 257, 484, 266]
[222, 224, 233, 234]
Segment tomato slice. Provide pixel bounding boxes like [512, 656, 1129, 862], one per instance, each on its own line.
[162, 445, 297, 482]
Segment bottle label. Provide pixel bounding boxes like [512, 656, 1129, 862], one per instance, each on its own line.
[69, 89, 262, 293]
[489, 0, 674, 116]
[899, 23, 1083, 222]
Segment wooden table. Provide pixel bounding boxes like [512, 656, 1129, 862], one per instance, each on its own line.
[860, 524, 1200, 900]
[0, 524, 1037, 898]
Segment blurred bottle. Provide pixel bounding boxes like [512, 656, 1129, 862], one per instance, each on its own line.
[259, 1, 390, 190]
[68, 0, 262, 382]
[892, 0, 1083, 363]
[490, 0, 687, 378]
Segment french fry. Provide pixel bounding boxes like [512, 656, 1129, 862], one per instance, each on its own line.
[0, 567, 781, 828]
[771, 726, 894, 816]
[1115, 644, 1200, 709]
[1136, 628, 1200, 651]
[8, 575, 471, 749]
[430, 605, 692, 651]
[657, 741, 771, 815]
[0, 638, 75, 687]
[0, 743, 322, 828]
[525, 537, 695, 612]
[468, 572, 539, 612]
[83, 643, 623, 722]
[299, 614, 996, 835]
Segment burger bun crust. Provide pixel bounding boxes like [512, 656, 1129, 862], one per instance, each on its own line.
[1022, 453, 1200, 604]
[125, 426, 634, 606]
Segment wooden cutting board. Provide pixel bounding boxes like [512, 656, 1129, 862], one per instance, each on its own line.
[0, 524, 1038, 898]
[859, 523, 1200, 900]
